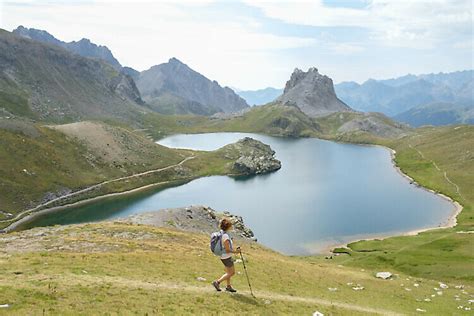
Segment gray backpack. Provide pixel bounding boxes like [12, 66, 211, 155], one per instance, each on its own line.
[210, 231, 225, 256]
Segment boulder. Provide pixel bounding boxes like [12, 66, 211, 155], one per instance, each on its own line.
[376, 272, 392, 279]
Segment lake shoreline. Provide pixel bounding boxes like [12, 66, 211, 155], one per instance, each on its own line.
[3, 133, 463, 260]
[322, 146, 463, 254]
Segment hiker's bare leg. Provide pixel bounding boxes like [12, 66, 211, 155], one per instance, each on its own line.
[217, 266, 235, 285]
[225, 266, 235, 286]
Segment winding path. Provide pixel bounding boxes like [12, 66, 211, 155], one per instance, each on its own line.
[5, 274, 403, 315]
[0, 156, 194, 224]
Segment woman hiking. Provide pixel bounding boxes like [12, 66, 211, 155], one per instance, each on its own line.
[212, 218, 240, 293]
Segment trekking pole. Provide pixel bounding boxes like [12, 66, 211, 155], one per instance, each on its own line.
[239, 249, 255, 298]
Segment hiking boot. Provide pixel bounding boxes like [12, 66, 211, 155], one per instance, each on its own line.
[212, 281, 221, 292]
[225, 285, 237, 293]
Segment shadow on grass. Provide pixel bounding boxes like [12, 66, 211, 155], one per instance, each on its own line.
[229, 293, 259, 306]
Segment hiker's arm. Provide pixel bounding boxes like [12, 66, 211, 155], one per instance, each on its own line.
[224, 240, 240, 254]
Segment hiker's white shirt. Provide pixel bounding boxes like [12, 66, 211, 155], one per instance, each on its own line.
[221, 232, 232, 259]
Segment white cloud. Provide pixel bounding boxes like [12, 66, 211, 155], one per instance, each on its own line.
[329, 43, 365, 55]
[244, 0, 473, 49]
[1, 1, 316, 89]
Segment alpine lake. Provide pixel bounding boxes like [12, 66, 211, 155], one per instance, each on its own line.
[20, 133, 455, 255]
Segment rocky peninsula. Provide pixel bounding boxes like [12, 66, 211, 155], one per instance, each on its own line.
[117, 205, 257, 241]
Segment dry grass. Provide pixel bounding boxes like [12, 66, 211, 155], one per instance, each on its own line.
[0, 222, 471, 315]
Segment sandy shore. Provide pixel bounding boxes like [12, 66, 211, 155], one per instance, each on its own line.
[322, 146, 464, 254]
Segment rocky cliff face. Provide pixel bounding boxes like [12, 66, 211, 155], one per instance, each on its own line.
[137, 58, 249, 115]
[277, 67, 352, 117]
[109, 73, 144, 105]
[13, 26, 122, 70]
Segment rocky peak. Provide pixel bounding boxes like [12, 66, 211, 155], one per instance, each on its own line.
[136, 58, 249, 114]
[13, 25, 61, 45]
[168, 57, 183, 65]
[284, 67, 324, 93]
[77, 38, 91, 44]
[278, 67, 353, 117]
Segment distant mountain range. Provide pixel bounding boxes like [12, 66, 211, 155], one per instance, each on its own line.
[7, 26, 473, 127]
[393, 102, 474, 127]
[334, 70, 473, 126]
[12, 26, 248, 116]
[235, 87, 283, 106]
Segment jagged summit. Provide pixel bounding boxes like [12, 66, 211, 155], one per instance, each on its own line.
[168, 57, 183, 64]
[278, 67, 353, 117]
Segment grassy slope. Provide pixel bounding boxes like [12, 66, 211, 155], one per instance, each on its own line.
[0, 121, 179, 217]
[1, 222, 470, 315]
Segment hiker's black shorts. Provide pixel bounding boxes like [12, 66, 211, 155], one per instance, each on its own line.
[221, 257, 234, 268]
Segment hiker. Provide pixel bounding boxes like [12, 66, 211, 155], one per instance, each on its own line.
[212, 218, 240, 293]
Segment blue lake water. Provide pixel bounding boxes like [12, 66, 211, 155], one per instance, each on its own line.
[22, 133, 454, 255]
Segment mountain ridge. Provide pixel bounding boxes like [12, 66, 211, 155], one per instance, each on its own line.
[13, 25, 123, 71]
[335, 70, 474, 117]
[0, 29, 146, 122]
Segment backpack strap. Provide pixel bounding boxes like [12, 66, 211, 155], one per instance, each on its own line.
[219, 230, 224, 251]
[221, 231, 232, 252]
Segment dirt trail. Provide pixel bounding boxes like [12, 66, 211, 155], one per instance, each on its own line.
[408, 143, 463, 199]
[6, 274, 402, 315]
[0, 156, 194, 225]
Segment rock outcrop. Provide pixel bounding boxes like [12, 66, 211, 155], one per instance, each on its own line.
[224, 137, 281, 175]
[119, 205, 257, 240]
[277, 67, 353, 117]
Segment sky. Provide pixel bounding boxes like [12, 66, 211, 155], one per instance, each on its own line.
[0, 0, 472, 90]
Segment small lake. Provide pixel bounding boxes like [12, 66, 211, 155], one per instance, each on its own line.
[21, 133, 455, 255]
